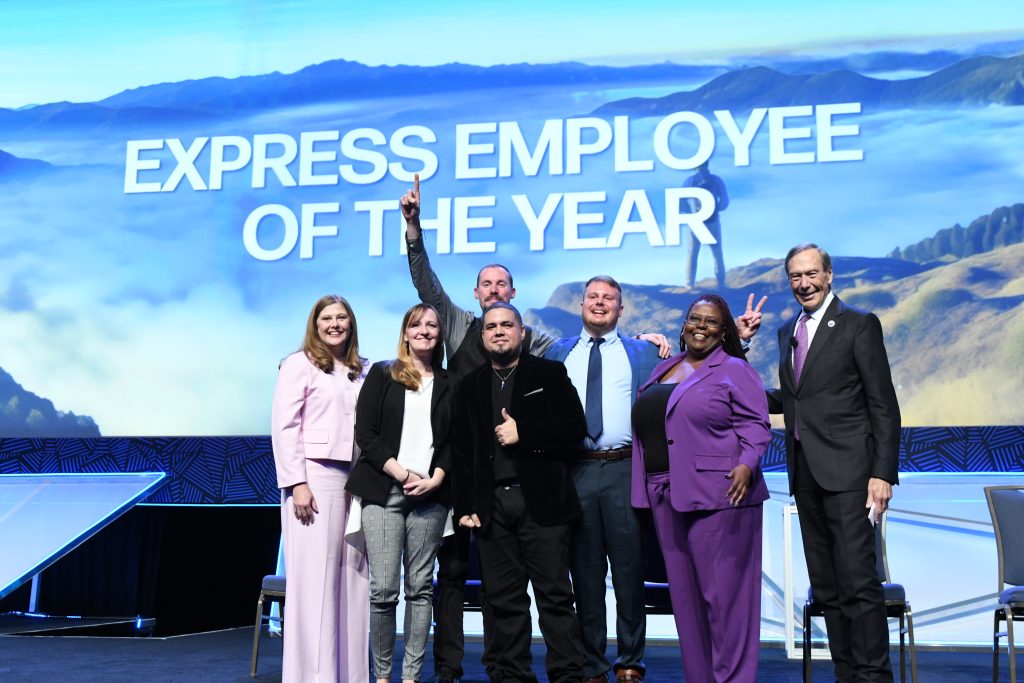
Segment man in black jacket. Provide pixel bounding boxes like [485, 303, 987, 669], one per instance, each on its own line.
[454, 302, 587, 683]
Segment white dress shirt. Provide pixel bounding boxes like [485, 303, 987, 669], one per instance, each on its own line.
[792, 290, 835, 365]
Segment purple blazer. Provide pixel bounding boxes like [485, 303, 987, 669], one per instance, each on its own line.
[631, 345, 771, 512]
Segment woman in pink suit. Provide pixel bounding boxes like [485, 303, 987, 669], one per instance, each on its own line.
[631, 294, 771, 683]
[271, 294, 370, 683]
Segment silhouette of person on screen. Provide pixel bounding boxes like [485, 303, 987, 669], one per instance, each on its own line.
[682, 161, 730, 289]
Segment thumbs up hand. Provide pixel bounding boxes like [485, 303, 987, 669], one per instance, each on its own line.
[495, 407, 519, 447]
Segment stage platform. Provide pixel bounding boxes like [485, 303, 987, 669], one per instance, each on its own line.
[0, 627, 1009, 682]
[0, 613, 155, 637]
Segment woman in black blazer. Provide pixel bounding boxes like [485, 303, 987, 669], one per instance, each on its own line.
[346, 303, 454, 683]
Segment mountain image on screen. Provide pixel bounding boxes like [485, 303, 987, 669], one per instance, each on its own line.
[526, 203, 1024, 427]
[0, 368, 100, 437]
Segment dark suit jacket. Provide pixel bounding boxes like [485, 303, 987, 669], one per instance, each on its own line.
[346, 360, 454, 506]
[767, 295, 901, 493]
[452, 352, 586, 530]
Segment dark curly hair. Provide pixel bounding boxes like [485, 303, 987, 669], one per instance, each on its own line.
[680, 293, 746, 359]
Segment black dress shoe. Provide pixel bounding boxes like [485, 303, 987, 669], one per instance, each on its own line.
[436, 669, 461, 683]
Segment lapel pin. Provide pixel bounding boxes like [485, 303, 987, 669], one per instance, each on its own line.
[827, 320, 836, 328]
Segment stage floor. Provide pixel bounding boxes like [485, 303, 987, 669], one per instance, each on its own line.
[0, 626, 1010, 682]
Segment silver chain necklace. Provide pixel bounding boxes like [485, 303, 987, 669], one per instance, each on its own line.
[492, 365, 517, 390]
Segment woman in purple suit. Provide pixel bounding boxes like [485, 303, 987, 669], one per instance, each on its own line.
[631, 294, 771, 683]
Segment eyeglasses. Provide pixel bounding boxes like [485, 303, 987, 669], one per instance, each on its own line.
[685, 314, 722, 330]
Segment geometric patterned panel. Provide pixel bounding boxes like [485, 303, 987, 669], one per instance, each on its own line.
[761, 431, 788, 472]
[0, 437, 276, 505]
[2, 427, 1023, 504]
[760, 426, 1024, 474]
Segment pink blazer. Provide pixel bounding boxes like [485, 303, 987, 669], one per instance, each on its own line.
[631, 345, 771, 512]
[271, 352, 366, 489]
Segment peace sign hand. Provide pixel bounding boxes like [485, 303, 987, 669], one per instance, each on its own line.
[735, 292, 768, 341]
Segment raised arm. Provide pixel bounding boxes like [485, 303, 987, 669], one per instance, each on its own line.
[403, 174, 476, 355]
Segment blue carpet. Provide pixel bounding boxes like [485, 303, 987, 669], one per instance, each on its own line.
[0, 626, 1009, 681]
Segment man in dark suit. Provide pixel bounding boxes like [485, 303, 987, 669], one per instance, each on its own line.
[454, 301, 587, 683]
[545, 276, 660, 683]
[767, 243, 901, 683]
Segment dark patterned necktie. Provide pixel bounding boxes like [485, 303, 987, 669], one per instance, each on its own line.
[586, 337, 605, 441]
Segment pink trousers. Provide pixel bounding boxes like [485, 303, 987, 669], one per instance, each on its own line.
[281, 459, 370, 683]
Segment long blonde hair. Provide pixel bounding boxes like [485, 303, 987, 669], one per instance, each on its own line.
[301, 295, 364, 379]
[390, 303, 445, 390]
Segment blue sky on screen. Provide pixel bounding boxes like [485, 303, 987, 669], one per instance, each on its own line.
[0, 0, 1022, 107]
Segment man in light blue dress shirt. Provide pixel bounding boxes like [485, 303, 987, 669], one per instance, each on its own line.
[545, 275, 661, 683]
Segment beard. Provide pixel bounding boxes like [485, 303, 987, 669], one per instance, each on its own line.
[488, 345, 522, 366]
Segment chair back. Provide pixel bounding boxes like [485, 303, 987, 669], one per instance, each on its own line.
[985, 485, 1024, 589]
[875, 511, 891, 583]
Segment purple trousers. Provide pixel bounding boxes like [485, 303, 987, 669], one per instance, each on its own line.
[645, 472, 762, 683]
